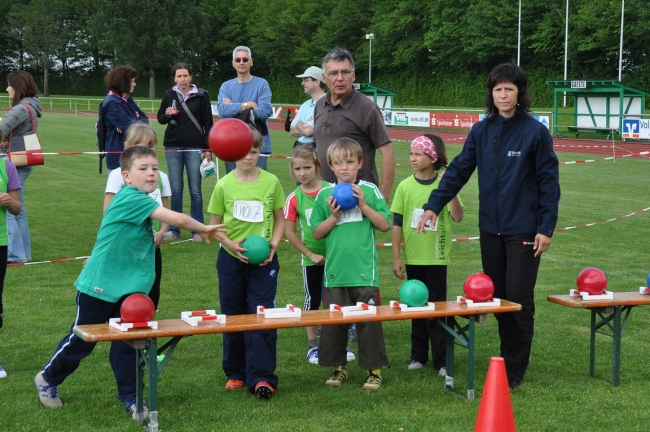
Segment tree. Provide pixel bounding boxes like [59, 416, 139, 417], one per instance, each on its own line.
[8, 0, 73, 96]
[93, 0, 205, 99]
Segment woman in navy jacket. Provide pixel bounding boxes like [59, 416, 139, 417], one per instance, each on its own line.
[99, 66, 148, 171]
[418, 63, 560, 389]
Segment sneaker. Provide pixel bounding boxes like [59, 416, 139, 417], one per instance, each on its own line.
[254, 381, 275, 399]
[162, 231, 174, 241]
[0, 363, 6, 379]
[306, 347, 319, 364]
[125, 399, 149, 421]
[438, 367, 447, 377]
[34, 371, 62, 408]
[346, 349, 356, 362]
[508, 378, 523, 389]
[192, 234, 203, 243]
[168, 232, 180, 240]
[408, 361, 423, 370]
[225, 379, 246, 390]
[363, 372, 383, 390]
[325, 368, 348, 387]
[348, 326, 358, 343]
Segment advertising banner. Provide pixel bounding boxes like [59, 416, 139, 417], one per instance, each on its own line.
[622, 119, 650, 139]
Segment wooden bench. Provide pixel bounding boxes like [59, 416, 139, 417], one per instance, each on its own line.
[74, 300, 521, 431]
[562, 126, 618, 139]
[548, 292, 650, 386]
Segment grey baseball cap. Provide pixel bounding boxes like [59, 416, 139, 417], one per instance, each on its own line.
[296, 66, 323, 81]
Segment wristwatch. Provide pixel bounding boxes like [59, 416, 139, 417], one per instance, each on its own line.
[243, 102, 248, 109]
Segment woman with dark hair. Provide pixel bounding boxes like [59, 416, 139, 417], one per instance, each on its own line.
[418, 63, 560, 389]
[99, 66, 148, 172]
[156, 63, 213, 242]
[0, 71, 42, 263]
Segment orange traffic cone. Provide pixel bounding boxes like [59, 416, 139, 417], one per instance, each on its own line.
[474, 357, 516, 432]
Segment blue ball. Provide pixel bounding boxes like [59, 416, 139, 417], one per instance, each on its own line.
[331, 183, 358, 211]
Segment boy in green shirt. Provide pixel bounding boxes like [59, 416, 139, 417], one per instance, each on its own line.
[311, 138, 390, 390]
[34, 146, 224, 422]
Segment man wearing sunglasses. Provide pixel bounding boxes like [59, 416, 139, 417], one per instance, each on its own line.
[313, 48, 396, 203]
[217, 46, 273, 172]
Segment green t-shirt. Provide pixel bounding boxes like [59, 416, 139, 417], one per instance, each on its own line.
[391, 174, 461, 265]
[207, 169, 285, 258]
[75, 186, 161, 303]
[294, 180, 330, 266]
[310, 181, 390, 288]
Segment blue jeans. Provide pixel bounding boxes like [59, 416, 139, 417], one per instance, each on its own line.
[7, 166, 32, 262]
[224, 153, 269, 173]
[164, 147, 204, 236]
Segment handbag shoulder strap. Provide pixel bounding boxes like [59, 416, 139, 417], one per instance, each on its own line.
[9, 104, 37, 141]
[21, 104, 37, 134]
[177, 94, 203, 134]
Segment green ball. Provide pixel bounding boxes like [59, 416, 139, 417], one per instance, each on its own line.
[399, 279, 429, 307]
[242, 236, 270, 265]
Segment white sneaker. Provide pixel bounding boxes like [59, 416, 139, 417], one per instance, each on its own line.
[34, 371, 62, 407]
[0, 364, 6, 378]
[125, 399, 149, 421]
[439, 367, 447, 377]
[346, 348, 356, 362]
[306, 347, 319, 364]
[408, 361, 423, 370]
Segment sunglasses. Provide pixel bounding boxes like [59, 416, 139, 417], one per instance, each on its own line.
[234, 57, 249, 63]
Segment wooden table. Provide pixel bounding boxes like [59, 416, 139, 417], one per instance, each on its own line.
[548, 292, 650, 386]
[74, 301, 521, 431]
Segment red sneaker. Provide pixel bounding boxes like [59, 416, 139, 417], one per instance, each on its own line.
[254, 381, 275, 399]
[225, 379, 245, 390]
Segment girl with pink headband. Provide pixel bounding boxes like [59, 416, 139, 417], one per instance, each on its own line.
[390, 134, 464, 374]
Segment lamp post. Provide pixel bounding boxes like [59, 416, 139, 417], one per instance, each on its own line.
[365, 33, 374, 84]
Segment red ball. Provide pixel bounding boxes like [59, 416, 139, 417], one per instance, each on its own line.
[576, 268, 607, 295]
[463, 273, 494, 302]
[208, 118, 254, 162]
[120, 294, 155, 323]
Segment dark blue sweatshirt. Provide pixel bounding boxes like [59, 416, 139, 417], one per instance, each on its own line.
[423, 113, 560, 237]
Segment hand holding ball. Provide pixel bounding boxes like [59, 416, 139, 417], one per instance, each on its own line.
[331, 183, 358, 211]
[463, 273, 494, 302]
[242, 236, 271, 265]
[399, 279, 429, 307]
[208, 118, 253, 162]
[120, 294, 155, 323]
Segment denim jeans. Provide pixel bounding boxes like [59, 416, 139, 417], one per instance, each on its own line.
[7, 166, 32, 262]
[224, 153, 269, 173]
[164, 147, 204, 236]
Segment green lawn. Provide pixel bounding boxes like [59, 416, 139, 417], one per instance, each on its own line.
[1, 113, 649, 431]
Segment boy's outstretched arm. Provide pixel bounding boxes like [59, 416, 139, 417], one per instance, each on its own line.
[151, 206, 225, 244]
[209, 213, 249, 262]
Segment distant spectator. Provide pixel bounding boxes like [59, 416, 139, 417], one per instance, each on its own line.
[0, 71, 42, 263]
[99, 66, 148, 172]
[157, 63, 213, 242]
[290, 66, 326, 148]
[217, 46, 273, 172]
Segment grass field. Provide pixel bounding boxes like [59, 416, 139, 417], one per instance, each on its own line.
[1, 112, 650, 431]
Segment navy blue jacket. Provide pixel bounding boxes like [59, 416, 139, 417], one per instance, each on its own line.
[423, 113, 560, 237]
[99, 95, 149, 170]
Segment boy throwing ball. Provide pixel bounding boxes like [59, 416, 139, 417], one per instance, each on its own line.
[34, 146, 225, 422]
